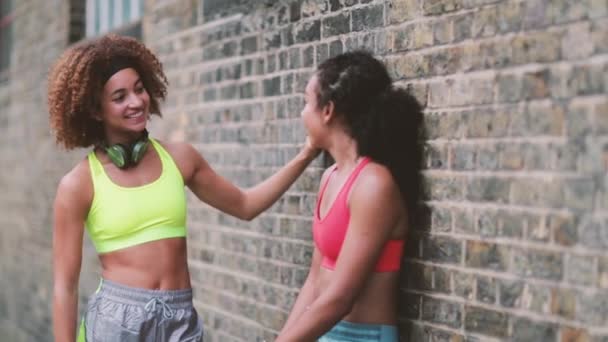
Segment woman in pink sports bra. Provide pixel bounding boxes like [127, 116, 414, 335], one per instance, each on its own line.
[277, 51, 424, 342]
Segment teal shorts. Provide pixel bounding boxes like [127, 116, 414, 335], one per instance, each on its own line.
[318, 320, 398, 342]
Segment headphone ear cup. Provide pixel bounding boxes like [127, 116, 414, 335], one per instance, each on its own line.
[131, 140, 149, 164]
[106, 144, 128, 169]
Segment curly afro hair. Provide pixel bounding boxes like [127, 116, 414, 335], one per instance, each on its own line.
[47, 34, 168, 150]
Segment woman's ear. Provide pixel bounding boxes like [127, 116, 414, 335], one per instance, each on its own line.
[321, 101, 335, 124]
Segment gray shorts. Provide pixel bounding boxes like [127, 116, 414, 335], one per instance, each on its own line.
[82, 279, 204, 342]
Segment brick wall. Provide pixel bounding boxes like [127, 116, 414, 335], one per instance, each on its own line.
[0, 1, 100, 341]
[145, 0, 608, 341]
[0, 0, 606, 341]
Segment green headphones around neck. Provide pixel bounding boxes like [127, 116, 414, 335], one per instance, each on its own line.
[103, 130, 149, 169]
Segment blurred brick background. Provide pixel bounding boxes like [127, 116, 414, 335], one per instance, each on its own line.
[0, 0, 607, 341]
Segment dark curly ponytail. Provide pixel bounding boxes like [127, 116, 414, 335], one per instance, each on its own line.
[316, 51, 424, 220]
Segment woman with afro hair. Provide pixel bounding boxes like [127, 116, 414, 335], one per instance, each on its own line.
[48, 34, 319, 342]
[276, 51, 424, 341]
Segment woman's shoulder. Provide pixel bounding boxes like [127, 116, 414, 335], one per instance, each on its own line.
[152, 138, 195, 156]
[63, 156, 91, 183]
[361, 160, 393, 181]
[352, 160, 398, 199]
[152, 138, 202, 166]
[150, 138, 202, 179]
[348, 160, 403, 220]
[56, 156, 93, 202]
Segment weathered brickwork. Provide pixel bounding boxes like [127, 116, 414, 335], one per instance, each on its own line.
[0, 2, 101, 341]
[1, 0, 606, 341]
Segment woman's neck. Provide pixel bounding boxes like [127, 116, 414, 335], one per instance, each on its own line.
[326, 132, 360, 170]
[103, 129, 147, 146]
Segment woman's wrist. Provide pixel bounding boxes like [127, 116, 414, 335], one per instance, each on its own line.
[299, 138, 321, 162]
[299, 147, 318, 162]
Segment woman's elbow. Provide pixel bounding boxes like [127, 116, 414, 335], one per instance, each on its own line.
[53, 281, 77, 297]
[235, 207, 256, 221]
[53, 273, 79, 296]
[222, 205, 254, 221]
[53, 286, 78, 308]
[236, 193, 258, 221]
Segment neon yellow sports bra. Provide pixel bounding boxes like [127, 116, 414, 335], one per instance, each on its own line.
[85, 138, 187, 253]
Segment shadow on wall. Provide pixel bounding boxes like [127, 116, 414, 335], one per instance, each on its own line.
[398, 103, 430, 341]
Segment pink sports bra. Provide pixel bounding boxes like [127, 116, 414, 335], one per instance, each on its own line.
[312, 157, 404, 272]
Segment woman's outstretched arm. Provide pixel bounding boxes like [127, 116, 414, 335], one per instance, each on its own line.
[171, 139, 319, 221]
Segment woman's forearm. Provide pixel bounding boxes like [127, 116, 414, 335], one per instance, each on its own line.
[281, 279, 316, 334]
[53, 289, 78, 342]
[277, 294, 352, 342]
[275, 298, 350, 342]
[242, 149, 317, 220]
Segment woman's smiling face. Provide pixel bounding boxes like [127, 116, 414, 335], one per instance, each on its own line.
[98, 67, 150, 138]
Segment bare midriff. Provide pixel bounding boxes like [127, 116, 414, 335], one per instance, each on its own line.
[99, 237, 191, 290]
[316, 268, 400, 324]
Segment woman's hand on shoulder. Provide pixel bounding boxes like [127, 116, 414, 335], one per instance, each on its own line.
[159, 137, 320, 221]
